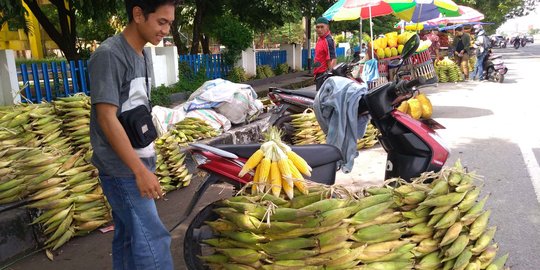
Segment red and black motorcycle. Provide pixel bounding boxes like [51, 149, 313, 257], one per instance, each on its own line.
[174, 34, 450, 269]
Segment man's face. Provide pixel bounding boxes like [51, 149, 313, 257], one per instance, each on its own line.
[134, 4, 175, 46]
[455, 30, 463, 36]
[316, 23, 329, 37]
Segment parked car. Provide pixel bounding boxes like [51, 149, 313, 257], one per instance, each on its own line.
[525, 35, 534, 43]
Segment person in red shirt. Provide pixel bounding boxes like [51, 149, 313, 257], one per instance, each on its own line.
[314, 17, 337, 90]
[425, 29, 441, 61]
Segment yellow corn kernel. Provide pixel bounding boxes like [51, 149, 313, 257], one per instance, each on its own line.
[251, 163, 262, 195]
[287, 151, 312, 177]
[238, 149, 264, 177]
[270, 162, 282, 197]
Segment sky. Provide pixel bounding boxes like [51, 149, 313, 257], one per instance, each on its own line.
[497, 2, 540, 34]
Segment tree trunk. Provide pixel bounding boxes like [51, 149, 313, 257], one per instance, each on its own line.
[171, 18, 188, 55]
[190, 0, 206, 54]
[201, 34, 210, 54]
[24, 0, 80, 60]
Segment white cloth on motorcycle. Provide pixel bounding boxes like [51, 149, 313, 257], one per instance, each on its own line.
[186, 79, 263, 124]
[313, 76, 370, 173]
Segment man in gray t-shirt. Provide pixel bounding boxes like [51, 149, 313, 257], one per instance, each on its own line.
[89, 1, 180, 269]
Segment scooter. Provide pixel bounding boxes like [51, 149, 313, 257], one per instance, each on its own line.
[267, 54, 362, 143]
[177, 34, 450, 269]
[482, 50, 508, 83]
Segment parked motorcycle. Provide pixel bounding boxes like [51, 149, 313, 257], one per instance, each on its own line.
[482, 50, 508, 83]
[177, 34, 450, 269]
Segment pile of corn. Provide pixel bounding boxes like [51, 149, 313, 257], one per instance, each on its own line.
[0, 95, 111, 254]
[435, 57, 463, 83]
[289, 112, 380, 150]
[198, 160, 509, 270]
[164, 117, 221, 144]
[238, 127, 310, 200]
[155, 137, 192, 193]
[396, 93, 433, 120]
[153, 117, 222, 192]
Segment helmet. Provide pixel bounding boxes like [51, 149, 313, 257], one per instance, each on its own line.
[477, 29, 486, 36]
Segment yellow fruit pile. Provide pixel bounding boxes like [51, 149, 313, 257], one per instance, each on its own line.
[238, 127, 311, 200]
[435, 57, 464, 83]
[396, 93, 433, 120]
[372, 31, 414, 59]
[198, 160, 510, 270]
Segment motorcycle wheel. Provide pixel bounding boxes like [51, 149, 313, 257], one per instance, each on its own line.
[486, 67, 495, 81]
[184, 203, 220, 270]
[495, 72, 504, 83]
[514, 42, 520, 49]
[502, 43, 507, 48]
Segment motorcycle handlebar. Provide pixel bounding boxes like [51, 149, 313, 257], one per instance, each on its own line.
[396, 78, 425, 95]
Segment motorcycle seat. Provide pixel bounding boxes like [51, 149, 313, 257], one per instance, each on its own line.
[270, 87, 318, 99]
[489, 55, 501, 60]
[215, 143, 343, 185]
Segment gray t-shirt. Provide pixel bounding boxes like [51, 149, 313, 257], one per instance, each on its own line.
[89, 34, 156, 177]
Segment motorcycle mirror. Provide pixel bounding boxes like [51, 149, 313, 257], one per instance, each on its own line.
[388, 58, 403, 69]
[401, 34, 421, 60]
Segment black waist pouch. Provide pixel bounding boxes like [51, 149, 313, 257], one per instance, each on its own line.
[118, 105, 157, 148]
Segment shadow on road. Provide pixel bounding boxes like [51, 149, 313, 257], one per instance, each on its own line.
[433, 105, 493, 119]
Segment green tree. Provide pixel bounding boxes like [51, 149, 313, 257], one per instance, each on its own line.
[0, 0, 120, 60]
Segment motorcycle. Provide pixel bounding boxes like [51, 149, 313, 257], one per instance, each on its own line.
[510, 36, 525, 49]
[177, 34, 450, 269]
[482, 50, 508, 83]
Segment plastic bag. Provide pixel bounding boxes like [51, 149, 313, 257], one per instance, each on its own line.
[361, 59, 380, 83]
[187, 79, 263, 124]
[185, 109, 231, 132]
[151, 105, 186, 137]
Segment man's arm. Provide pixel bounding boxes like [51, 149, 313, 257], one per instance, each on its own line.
[95, 103, 162, 199]
[327, 36, 337, 71]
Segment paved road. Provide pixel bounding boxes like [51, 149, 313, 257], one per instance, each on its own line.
[426, 42, 540, 270]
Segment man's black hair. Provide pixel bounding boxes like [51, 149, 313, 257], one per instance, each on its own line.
[125, 0, 183, 22]
[455, 27, 463, 31]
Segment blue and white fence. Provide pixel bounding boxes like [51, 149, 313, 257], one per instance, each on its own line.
[178, 54, 230, 80]
[255, 50, 287, 69]
[302, 47, 346, 69]
[17, 60, 89, 103]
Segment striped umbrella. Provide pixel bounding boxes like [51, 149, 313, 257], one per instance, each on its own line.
[324, 0, 394, 21]
[423, 5, 484, 25]
[385, 0, 461, 22]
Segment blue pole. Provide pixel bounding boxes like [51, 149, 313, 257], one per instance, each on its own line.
[69, 60, 79, 93]
[31, 64, 42, 103]
[51, 62, 60, 98]
[78, 60, 88, 94]
[20, 64, 32, 103]
[61, 61, 70, 96]
[42, 63, 52, 102]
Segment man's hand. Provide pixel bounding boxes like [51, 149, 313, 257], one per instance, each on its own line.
[135, 169, 163, 199]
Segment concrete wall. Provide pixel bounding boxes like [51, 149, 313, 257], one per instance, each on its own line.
[0, 50, 22, 105]
[145, 46, 179, 87]
[236, 47, 257, 77]
[281, 43, 303, 71]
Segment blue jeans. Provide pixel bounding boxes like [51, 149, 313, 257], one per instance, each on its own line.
[472, 52, 487, 80]
[99, 175, 173, 270]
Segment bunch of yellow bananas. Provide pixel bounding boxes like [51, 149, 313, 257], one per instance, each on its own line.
[435, 57, 464, 83]
[52, 94, 91, 152]
[155, 138, 192, 193]
[397, 93, 433, 120]
[199, 160, 509, 269]
[290, 112, 380, 150]
[238, 127, 311, 200]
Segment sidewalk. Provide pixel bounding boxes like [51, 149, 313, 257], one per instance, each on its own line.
[247, 70, 314, 97]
